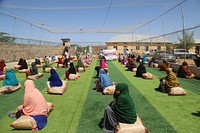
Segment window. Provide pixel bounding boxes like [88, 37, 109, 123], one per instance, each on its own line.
[136, 46, 140, 50]
[157, 46, 161, 50]
[114, 46, 117, 50]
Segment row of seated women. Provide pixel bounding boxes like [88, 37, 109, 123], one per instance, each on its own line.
[160, 60, 195, 79]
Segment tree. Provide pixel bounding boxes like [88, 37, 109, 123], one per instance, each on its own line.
[177, 31, 195, 50]
[0, 32, 15, 43]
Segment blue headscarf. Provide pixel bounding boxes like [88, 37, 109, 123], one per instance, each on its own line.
[48, 68, 62, 87]
[98, 68, 113, 91]
[142, 55, 147, 62]
[3, 69, 19, 86]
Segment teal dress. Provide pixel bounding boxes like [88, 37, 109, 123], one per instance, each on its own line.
[3, 69, 19, 86]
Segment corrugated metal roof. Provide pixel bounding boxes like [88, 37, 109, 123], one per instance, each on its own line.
[107, 34, 172, 43]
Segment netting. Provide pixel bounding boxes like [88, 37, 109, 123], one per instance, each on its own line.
[0, 0, 200, 46]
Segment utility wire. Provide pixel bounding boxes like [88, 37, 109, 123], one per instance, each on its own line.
[131, 0, 188, 33]
[101, 0, 113, 30]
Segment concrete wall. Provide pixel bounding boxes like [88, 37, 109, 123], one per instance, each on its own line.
[0, 42, 65, 63]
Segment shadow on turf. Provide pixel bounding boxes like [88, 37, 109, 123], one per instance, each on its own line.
[191, 111, 200, 117]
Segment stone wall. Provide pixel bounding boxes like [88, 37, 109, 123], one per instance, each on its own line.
[0, 42, 65, 63]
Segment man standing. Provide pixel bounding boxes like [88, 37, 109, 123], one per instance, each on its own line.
[65, 49, 69, 68]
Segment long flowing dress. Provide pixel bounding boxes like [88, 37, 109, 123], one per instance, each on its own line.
[30, 62, 38, 76]
[136, 63, 146, 77]
[99, 83, 137, 133]
[3, 69, 18, 86]
[48, 68, 62, 87]
[17, 80, 48, 130]
[98, 68, 113, 92]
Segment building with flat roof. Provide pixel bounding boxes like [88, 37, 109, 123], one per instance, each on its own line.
[106, 34, 174, 55]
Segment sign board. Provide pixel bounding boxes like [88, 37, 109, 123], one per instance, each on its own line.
[103, 48, 117, 60]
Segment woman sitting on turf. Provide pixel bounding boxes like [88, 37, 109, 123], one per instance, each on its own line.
[97, 68, 114, 94]
[76, 59, 85, 72]
[0, 59, 6, 75]
[48, 68, 62, 87]
[98, 83, 137, 132]
[100, 56, 108, 69]
[160, 60, 172, 71]
[13, 80, 48, 131]
[177, 61, 195, 78]
[43, 60, 51, 71]
[35, 57, 41, 65]
[57, 58, 63, 67]
[136, 55, 142, 62]
[142, 54, 148, 64]
[3, 69, 19, 86]
[136, 62, 154, 79]
[126, 59, 137, 71]
[65, 62, 80, 80]
[159, 68, 179, 93]
[121, 55, 128, 65]
[19, 59, 28, 70]
[148, 57, 157, 67]
[136, 62, 146, 77]
[30, 62, 38, 76]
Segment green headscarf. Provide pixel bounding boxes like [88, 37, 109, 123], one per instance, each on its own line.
[111, 83, 137, 123]
[76, 59, 85, 68]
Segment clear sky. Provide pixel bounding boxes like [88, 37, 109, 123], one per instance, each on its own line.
[0, 0, 200, 45]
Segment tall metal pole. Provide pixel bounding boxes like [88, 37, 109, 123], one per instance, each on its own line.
[12, 17, 16, 37]
[181, 1, 186, 60]
[162, 16, 166, 59]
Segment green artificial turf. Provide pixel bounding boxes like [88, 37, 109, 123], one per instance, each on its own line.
[0, 60, 200, 133]
[112, 61, 200, 133]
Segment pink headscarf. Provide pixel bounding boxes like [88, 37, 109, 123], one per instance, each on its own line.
[100, 59, 107, 68]
[21, 80, 48, 116]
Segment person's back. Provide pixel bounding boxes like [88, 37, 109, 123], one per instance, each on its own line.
[136, 62, 146, 77]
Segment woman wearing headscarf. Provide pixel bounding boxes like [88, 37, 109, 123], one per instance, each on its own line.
[177, 61, 195, 78]
[35, 57, 41, 65]
[18, 58, 24, 66]
[100, 56, 107, 69]
[121, 55, 128, 65]
[136, 62, 146, 77]
[142, 55, 148, 63]
[30, 62, 38, 76]
[3, 69, 18, 86]
[57, 58, 63, 67]
[148, 57, 156, 67]
[99, 83, 137, 132]
[15, 80, 48, 131]
[136, 55, 142, 62]
[76, 59, 85, 72]
[0, 59, 6, 75]
[48, 68, 62, 87]
[19, 59, 28, 70]
[98, 68, 114, 93]
[43, 60, 51, 71]
[126, 59, 137, 71]
[65, 62, 78, 80]
[160, 60, 171, 71]
[159, 68, 179, 93]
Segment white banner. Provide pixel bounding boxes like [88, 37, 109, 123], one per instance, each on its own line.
[103, 48, 117, 60]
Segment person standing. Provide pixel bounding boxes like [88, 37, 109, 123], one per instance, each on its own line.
[65, 49, 69, 68]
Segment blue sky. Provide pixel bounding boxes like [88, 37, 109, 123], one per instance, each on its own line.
[0, 0, 200, 45]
